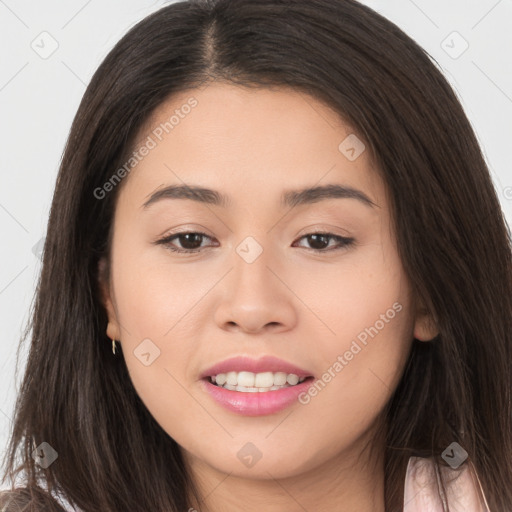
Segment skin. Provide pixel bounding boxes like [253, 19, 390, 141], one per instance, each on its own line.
[99, 82, 438, 512]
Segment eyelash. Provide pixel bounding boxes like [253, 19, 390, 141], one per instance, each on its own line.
[155, 230, 355, 254]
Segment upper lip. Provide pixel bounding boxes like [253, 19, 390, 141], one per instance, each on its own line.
[200, 355, 314, 379]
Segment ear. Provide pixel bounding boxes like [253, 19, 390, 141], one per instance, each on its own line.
[98, 256, 121, 341]
[413, 298, 439, 342]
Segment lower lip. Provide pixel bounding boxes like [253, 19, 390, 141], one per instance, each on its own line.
[200, 377, 315, 416]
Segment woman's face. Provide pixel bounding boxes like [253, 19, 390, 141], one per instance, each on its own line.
[99, 83, 436, 483]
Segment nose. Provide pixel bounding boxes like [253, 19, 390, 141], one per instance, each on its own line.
[213, 240, 297, 335]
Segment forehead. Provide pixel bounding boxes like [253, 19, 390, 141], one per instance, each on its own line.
[118, 83, 384, 211]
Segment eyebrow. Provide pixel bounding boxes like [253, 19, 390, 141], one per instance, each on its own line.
[141, 183, 377, 210]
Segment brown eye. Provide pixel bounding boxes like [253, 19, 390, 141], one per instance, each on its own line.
[293, 232, 355, 252]
[155, 231, 354, 255]
[157, 231, 214, 253]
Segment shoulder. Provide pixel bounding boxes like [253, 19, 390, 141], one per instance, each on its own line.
[0, 487, 70, 511]
[403, 456, 491, 511]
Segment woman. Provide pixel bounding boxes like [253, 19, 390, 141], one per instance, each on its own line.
[1, 0, 510, 510]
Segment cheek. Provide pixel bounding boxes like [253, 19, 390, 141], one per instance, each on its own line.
[292, 296, 412, 469]
[111, 240, 204, 338]
[294, 246, 413, 431]
[109, 246, 204, 423]
[293, 241, 411, 359]
[313, 298, 412, 410]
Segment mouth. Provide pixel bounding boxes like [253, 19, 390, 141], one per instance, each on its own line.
[200, 370, 316, 416]
[199, 355, 316, 412]
[202, 371, 315, 393]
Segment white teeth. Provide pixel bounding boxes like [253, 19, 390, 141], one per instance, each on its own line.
[235, 385, 259, 392]
[226, 371, 238, 386]
[237, 371, 255, 387]
[209, 371, 308, 390]
[272, 372, 287, 386]
[255, 372, 274, 387]
[215, 374, 227, 386]
[287, 374, 299, 385]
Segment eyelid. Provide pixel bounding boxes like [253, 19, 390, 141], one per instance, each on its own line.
[295, 223, 353, 238]
[155, 223, 214, 237]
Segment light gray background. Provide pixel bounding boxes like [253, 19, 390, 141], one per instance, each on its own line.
[1, 0, 511, 485]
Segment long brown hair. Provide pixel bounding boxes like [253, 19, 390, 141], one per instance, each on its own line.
[1, 0, 511, 510]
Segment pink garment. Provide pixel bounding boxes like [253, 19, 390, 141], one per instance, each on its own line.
[403, 456, 491, 511]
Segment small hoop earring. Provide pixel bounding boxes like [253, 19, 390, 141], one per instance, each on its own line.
[112, 338, 117, 355]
